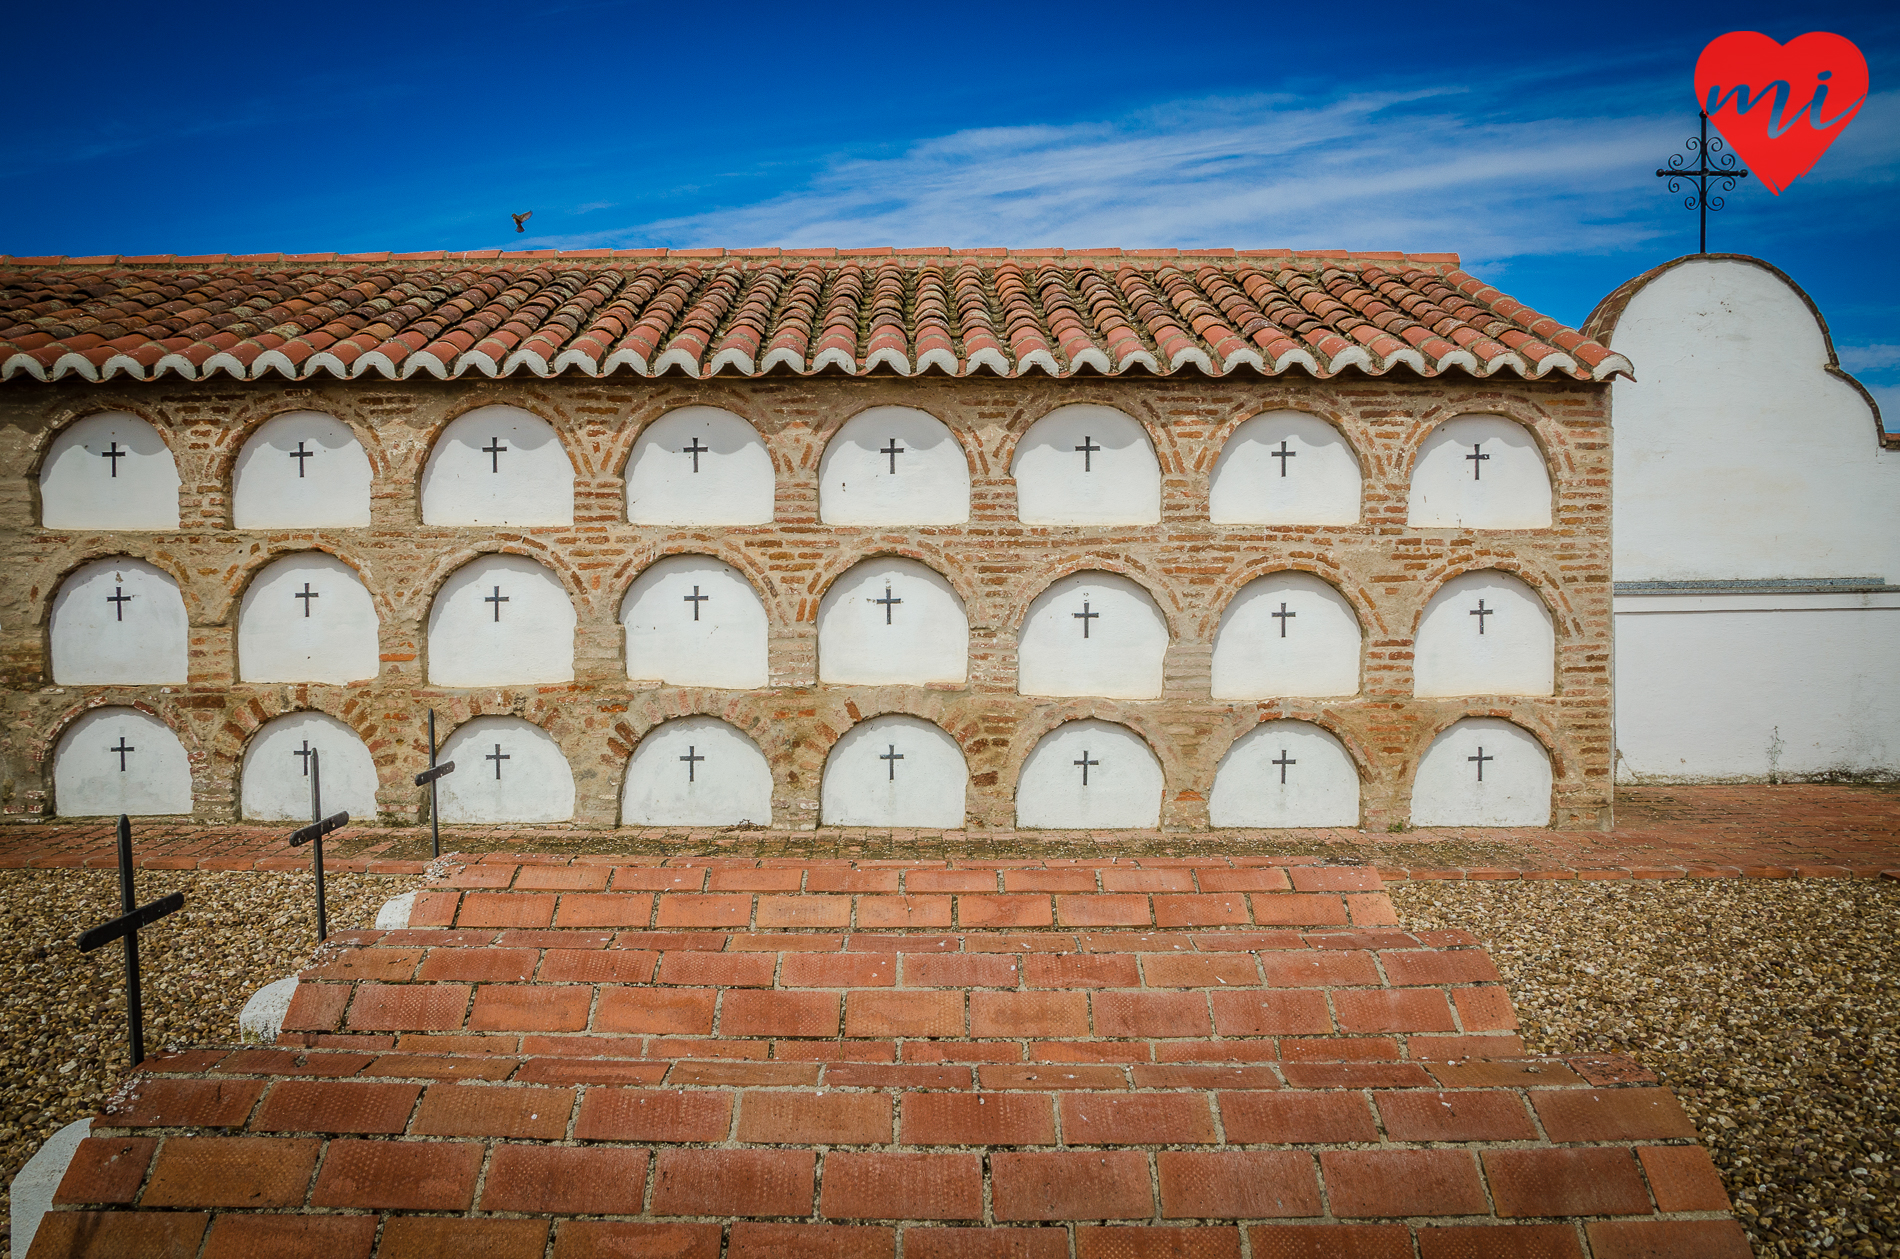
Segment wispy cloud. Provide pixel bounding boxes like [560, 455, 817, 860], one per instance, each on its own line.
[1840, 343, 1900, 372]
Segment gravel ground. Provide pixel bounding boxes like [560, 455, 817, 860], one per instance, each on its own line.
[1393, 877, 1899, 1259]
[0, 867, 419, 1236]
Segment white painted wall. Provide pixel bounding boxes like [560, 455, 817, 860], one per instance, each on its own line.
[240, 711, 381, 822]
[1413, 570, 1554, 698]
[231, 411, 372, 529]
[1615, 590, 1900, 782]
[1407, 415, 1552, 529]
[427, 554, 576, 686]
[1410, 717, 1552, 827]
[1211, 572, 1360, 699]
[49, 557, 189, 685]
[1011, 404, 1160, 525]
[237, 553, 380, 684]
[821, 714, 967, 828]
[421, 406, 574, 527]
[621, 555, 769, 688]
[1209, 411, 1361, 525]
[627, 406, 775, 525]
[1016, 719, 1163, 829]
[1018, 571, 1167, 699]
[437, 716, 575, 823]
[1209, 720, 1360, 828]
[817, 558, 968, 686]
[40, 413, 180, 530]
[820, 406, 970, 525]
[623, 715, 774, 826]
[54, 707, 193, 817]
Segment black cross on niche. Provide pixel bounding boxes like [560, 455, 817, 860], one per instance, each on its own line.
[872, 585, 902, 624]
[1073, 601, 1099, 638]
[880, 438, 906, 473]
[880, 744, 904, 780]
[293, 740, 315, 777]
[1469, 600, 1494, 635]
[288, 441, 315, 477]
[1074, 435, 1101, 471]
[483, 437, 509, 473]
[682, 437, 709, 472]
[1465, 444, 1489, 479]
[295, 583, 320, 617]
[1272, 749, 1296, 784]
[101, 442, 127, 477]
[109, 737, 135, 771]
[485, 586, 510, 621]
[1272, 602, 1296, 638]
[680, 745, 704, 782]
[1074, 750, 1100, 786]
[486, 744, 510, 779]
[683, 586, 710, 621]
[1469, 746, 1494, 782]
[1271, 440, 1296, 477]
[107, 586, 133, 621]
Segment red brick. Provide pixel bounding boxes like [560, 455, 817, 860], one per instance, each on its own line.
[458, 892, 556, 927]
[728, 1223, 894, 1258]
[1375, 1089, 1537, 1141]
[1075, 1227, 1240, 1258]
[1004, 869, 1097, 892]
[346, 982, 470, 1031]
[140, 1136, 319, 1208]
[555, 892, 654, 927]
[1451, 987, 1519, 1032]
[1060, 1093, 1215, 1144]
[903, 1228, 1068, 1259]
[1209, 990, 1333, 1035]
[1533, 1087, 1698, 1141]
[653, 951, 768, 986]
[1583, 1220, 1753, 1259]
[1379, 949, 1500, 985]
[666, 1061, 819, 1086]
[909, 870, 997, 892]
[807, 869, 901, 892]
[1333, 988, 1456, 1033]
[1133, 1064, 1281, 1088]
[1637, 1145, 1731, 1211]
[846, 991, 965, 1037]
[1036, 1040, 1147, 1064]
[311, 1138, 482, 1209]
[1102, 868, 1196, 892]
[1416, 1225, 1584, 1259]
[829, 1064, 972, 1088]
[611, 868, 707, 891]
[405, 890, 463, 925]
[1092, 990, 1211, 1037]
[304, 946, 427, 981]
[469, 983, 591, 1032]
[515, 866, 610, 890]
[904, 954, 1024, 987]
[1245, 1225, 1412, 1259]
[1282, 1063, 1432, 1088]
[757, 894, 853, 928]
[822, 1152, 983, 1220]
[784, 952, 896, 987]
[480, 1144, 650, 1214]
[53, 1136, 155, 1205]
[200, 1214, 376, 1259]
[1140, 954, 1260, 987]
[737, 1091, 892, 1144]
[378, 1217, 550, 1259]
[1287, 867, 1381, 892]
[1426, 1058, 1583, 1088]
[969, 933, 1082, 954]
[497, 929, 613, 950]
[980, 1064, 1127, 1089]
[25, 1211, 208, 1259]
[1054, 895, 1151, 926]
[365, 1052, 516, 1080]
[1197, 869, 1292, 892]
[1484, 1147, 1652, 1217]
[281, 981, 351, 1032]
[595, 986, 716, 1034]
[778, 1040, 898, 1062]
[416, 947, 537, 981]
[991, 1150, 1153, 1220]
[971, 991, 1089, 1037]
[412, 1082, 573, 1138]
[1025, 954, 1140, 988]
[252, 1079, 419, 1133]
[540, 947, 657, 982]
[1258, 950, 1380, 987]
[1321, 1150, 1487, 1218]
[1250, 893, 1348, 926]
[575, 1087, 733, 1141]
[1153, 894, 1249, 926]
[723, 990, 842, 1037]
[650, 1148, 816, 1217]
[902, 1092, 1056, 1145]
[106, 1077, 263, 1127]
[958, 895, 1053, 927]
[1158, 1151, 1321, 1219]
[1219, 1091, 1375, 1143]
[856, 894, 954, 928]
[550, 1222, 722, 1259]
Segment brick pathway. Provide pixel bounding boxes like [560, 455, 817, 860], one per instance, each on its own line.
[32, 858, 1751, 1257]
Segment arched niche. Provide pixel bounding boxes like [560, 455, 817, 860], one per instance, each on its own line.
[817, 558, 968, 687]
[1209, 720, 1359, 828]
[437, 716, 575, 823]
[626, 406, 774, 526]
[1018, 571, 1167, 699]
[1408, 415, 1552, 529]
[1015, 719, 1162, 829]
[1011, 404, 1160, 525]
[421, 405, 574, 526]
[1212, 573, 1360, 700]
[232, 412, 372, 529]
[820, 714, 966, 828]
[1411, 717, 1552, 827]
[623, 716, 773, 826]
[237, 553, 379, 684]
[426, 555, 576, 687]
[54, 708, 192, 817]
[819, 406, 970, 525]
[1209, 411, 1361, 525]
[41, 413, 181, 531]
[1413, 570, 1554, 698]
[49, 557, 189, 685]
[240, 711, 380, 822]
[621, 555, 769, 689]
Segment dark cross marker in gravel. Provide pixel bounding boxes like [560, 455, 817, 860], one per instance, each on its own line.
[75, 815, 184, 1067]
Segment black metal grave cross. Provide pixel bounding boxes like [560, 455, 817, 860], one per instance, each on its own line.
[487, 743, 510, 779]
[1074, 435, 1101, 471]
[1270, 440, 1296, 477]
[288, 440, 315, 477]
[1272, 749, 1296, 784]
[293, 740, 315, 776]
[682, 437, 709, 472]
[1074, 750, 1099, 786]
[287, 748, 348, 942]
[485, 586, 510, 621]
[295, 583, 320, 617]
[1465, 444, 1488, 479]
[1272, 602, 1295, 637]
[107, 586, 133, 621]
[880, 438, 906, 473]
[101, 442, 127, 477]
[680, 745, 705, 782]
[109, 737, 135, 771]
[684, 585, 710, 620]
[483, 437, 509, 472]
[1469, 600, 1494, 635]
[1073, 601, 1099, 638]
[1469, 746, 1494, 782]
[412, 710, 456, 860]
[872, 585, 902, 624]
[880, 744, 904, 780]
[76, 816, 184, 1066]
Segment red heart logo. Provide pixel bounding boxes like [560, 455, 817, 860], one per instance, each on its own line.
[1695, 31, 1868, 194]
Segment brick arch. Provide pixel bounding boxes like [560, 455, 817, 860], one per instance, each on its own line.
[431, 693, 591, 758]
[211, 693, 389, 766]
[606, 702, 783, 812]
[1392, 397, 1572, 487]
[1409, 707, 1569, 784]
[403, 539, 596, 623]
[816, 401, 983, 480]
[1407, 558, 1580, 639]
[34, 695, 201, 766]
[1201, 395, 1373, 480]
[26, 402, 182, 474]
[205, 399, 392, 488]
[600, 393, 785, 483]
[418, 394, 593, 480]
[805, 544, 984, 626]
[1202, 556, 1386, 642]
[604, 543, 786, 621]
[1000, 702, 1182, 799]
[1199, 706, 1378, 793]
[994, 396, 1182, 477]
[206, 542, 400, 626]
[997, 562, 1185, 640]
[36, 549, 197, 630]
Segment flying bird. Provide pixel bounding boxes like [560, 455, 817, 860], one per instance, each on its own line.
[511, 211, 533, 233]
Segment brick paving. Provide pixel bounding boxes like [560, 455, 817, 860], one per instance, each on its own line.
[30, 857, 1754, 1257]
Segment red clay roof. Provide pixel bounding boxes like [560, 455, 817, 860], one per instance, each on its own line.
[0, 249, 1632, 385]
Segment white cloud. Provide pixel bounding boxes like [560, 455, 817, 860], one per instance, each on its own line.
[1839, 343, 1900, 372]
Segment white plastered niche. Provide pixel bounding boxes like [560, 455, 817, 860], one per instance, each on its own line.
[819, 405, 971, 525]
[421, 405, 574, 526]
[1407, 415, 1552, 529]
[231, 411, 372, 528]
[1410, 717, 1552, 827]
[621, 555, 769, 689]
[49, 557, 189, 685]
[240, 711, 381, 822]
[1209, 410, 1361, 525]
[1017, 571, 1167, 700]
[1011, 404, 1161, 525]
[1015, 719, 1163, 829]
[1208, 720, 1360, 828]
[626, 406, 775, 526]
[817, 558, 969, 687]
[1211, 572, 1361, 700]
[426, 554, 576, 687]
[1412, 570, 1555, 698]
[622, 716, 774, 826]
[436, 716, 576, 823]
[54, 707, 193, 817]
[237, 553, 380, 684]
[40, 413, 181, 530]
[820, 715, 967, 828]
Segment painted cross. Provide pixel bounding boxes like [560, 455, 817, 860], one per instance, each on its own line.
[288, 440, 315, 477]
[486, 743, 510, 779]
[1074, 435, 1101, 471]
[294, 582, 320, 617]
[1272, 749, 1296, 784]
[1074, 750, 1100, 786]
[682, 436, 709, 472]
[485, 586, 510, 621]
[1469, 599, 1494, 635]
[1073, 601, 1099, 638]
[1468, 746, 1494, 781]
[872, 585, 902, 624]
[1465, 443, 1489, 479]
[1272, 602, 1296, 637]
[101, 441, 128, 477]
[482, 437, 509, 473]
[107, 586, 133, 621]
[293, 740, 315, 776]
[1271, 440, 1296, 477]
[109, 737, 135, 771]
[75, 816, 184, 1066]
[880, 743, 904, 780]
[683, 585, 710, 620]
[680, 745, 705, 782]
[880, 438, 906, 473]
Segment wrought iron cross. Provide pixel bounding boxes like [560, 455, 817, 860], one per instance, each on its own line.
[295, 583, 319, 616]
[872, 585, 902, 624]
[76, 816, 184, 1067]
[680, 745, 704, 782]
[1272, 602, 1295, 637]
[880, 438, 906, 473]
[1074, 435, 1101, 471]
[486, 743, 510, 778]
[1270, 440, 1296, 477]
[880, 744, 904, 780]
[1073, 601, 1099, 638]
[684, 585, 710, 620]
[1470, 600, 1494, 635]
[288, 440, 315, 477]
[682, 437, 709, 472]
[101, 441, 127, 477]
[482, 437, 508, 472]
[109, 737, 135, 771]
[1469, 746, 1494, 782]
[1074, 750, 1099, 786]
[1466, 444, 1488, 479]
[107, 586, 133, 621]
[1272, 749, 1296, 784]
[485, 586, 510, 621]
[1657, 111, 1749, 255]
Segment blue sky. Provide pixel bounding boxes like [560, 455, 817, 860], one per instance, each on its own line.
[4, 1, 1895, 410]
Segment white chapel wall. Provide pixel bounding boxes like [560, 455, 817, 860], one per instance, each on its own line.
[1413, 570, 1554, 697]
[626, 406, 775, 525]
[40, 413, 181, 530]
[1211, 572, 1360, 700]
[1016, 719, 1162, 829]
[1209, 411, 1361, 525]
[817, 557, 968, 686]
[1017, 571, 1167, 699]
[1209, 720, 1359, 828]
[1408, 415, 1552, 529]
[621, 555, 769, 689]
[237, 553, 380, 684]
[437, 716, 575, 823]
[240, 711, 380, 822]
[622, 716, 774, 826]
[1411, 717, 1552, 827]
[49, 557, 189, 685]
[820, 714, 967, 828]
[820, 406, 970, 525]
[231, 411, 372, 528]
[54, 707, 193, 817]
[1012, 404, 1161, 525]
[420, 405, 574, 527]
[427, 554, 576, 687]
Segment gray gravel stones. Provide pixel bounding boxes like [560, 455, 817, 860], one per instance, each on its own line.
[1392, 877, 1899, 1259]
